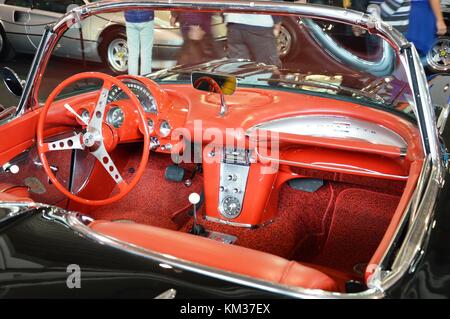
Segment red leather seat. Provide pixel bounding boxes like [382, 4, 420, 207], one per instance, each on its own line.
[90, 220, 338, 291]
[0, 183, 32, 202]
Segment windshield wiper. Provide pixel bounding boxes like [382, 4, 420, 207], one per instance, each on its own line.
[259, 78, 388, 105]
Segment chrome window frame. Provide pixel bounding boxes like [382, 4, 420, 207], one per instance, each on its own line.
[1, 1, 446, 298]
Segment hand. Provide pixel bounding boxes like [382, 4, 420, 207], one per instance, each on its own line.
[352, 25, 366, 37]
[273, 24, 282, 37]
[170, 16, 177, 27]
[437, 19, 447, 36]
[188, 25, 206, 41]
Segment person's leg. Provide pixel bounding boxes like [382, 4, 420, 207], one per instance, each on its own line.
[126, 22, 140, 76]
[245, 27, 281, 67]
[140, 20, 154, 75]
[227, 24, 251, 60]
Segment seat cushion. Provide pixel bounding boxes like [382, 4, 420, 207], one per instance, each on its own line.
[90, 220, 338, 291]
[0, 183, 32, 202]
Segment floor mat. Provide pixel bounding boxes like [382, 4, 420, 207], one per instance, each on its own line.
[181, 182, 335, 259]
[306, 188, 400, 275]
[88, 153, 203, 230]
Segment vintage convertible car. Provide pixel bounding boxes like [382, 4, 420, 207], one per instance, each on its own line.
[0, 1, 449, 299]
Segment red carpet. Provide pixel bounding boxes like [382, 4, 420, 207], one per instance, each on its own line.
[305, 188, 400, 275]
[181, 182, 335, 259]
[88, 152, 203, 230]
[89, 152, 402, 280]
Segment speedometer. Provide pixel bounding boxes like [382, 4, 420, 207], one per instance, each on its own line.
[108, 79, 158, 113]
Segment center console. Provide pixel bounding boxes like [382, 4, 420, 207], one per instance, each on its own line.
[203, 147, 278, 228]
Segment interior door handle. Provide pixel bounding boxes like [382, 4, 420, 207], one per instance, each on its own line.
[154, 289, 177, 299]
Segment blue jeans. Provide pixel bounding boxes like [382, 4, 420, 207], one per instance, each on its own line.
[126, 20, 154, 75]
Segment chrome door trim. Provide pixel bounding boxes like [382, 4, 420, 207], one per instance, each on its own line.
[437, 102, 450, 135]
[64, 210, 384, 299]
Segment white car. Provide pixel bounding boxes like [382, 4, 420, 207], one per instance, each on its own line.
[0, 0, 197, 72]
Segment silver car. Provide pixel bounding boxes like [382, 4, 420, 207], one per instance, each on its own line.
[0, 0, 189, 72]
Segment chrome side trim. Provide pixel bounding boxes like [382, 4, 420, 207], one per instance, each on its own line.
[66, 211, 382, 299]
[154, 289, 177, 299]
[372, 158, 441, 291]
[437, 102, 450, 135]
[0, 201, 45, 224]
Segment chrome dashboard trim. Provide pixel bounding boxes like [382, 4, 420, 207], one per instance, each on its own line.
[246, 115, 408, 149]
[253, 147, 409, 180]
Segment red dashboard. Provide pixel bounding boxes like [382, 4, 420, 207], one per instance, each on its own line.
[0, 76, 423, 227]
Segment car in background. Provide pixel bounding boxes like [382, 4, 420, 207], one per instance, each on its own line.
[0, 0, 308, 73]
[426, 0, 449, 73]
[0, 0, 226, 72]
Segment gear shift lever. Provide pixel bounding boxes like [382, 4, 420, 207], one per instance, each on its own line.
[189, 192, 207, 236]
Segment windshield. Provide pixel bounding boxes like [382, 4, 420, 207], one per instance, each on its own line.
[30, 5, 415, 118]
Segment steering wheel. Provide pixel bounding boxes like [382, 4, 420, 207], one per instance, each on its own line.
[37, 72, 150, 206]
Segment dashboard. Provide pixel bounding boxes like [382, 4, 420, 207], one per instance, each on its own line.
[55, 75, 422, 227]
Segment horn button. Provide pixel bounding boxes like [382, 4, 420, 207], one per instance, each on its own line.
[82, 123, 117, 152]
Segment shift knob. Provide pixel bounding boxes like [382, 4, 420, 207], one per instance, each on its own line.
[189, 192, 201, 205]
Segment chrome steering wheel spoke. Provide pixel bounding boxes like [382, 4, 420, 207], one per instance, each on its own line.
[90, 142, 127, 189]
[44, 133, 84, 152]
[88, 81, 111, 132]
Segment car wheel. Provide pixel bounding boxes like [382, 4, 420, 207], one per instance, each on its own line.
[277, 17, 299, 61]
[0, 25, 15, 62]
[99, 30, 128, 74]
[426, 36, 450, 73]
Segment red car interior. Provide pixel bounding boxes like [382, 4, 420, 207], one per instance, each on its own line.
[0, 74, 424, 293]
[89, 220, 339, 291]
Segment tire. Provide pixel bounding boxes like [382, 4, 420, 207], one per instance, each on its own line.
[426, 36, 450, 74]
[99, 28, 128, 74]
[0, 25, 16, 62]
[277, 17, 300, 62]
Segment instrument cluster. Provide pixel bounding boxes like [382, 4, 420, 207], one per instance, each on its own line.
[106, 78, 158, 129]
[103, 76, 176, 152]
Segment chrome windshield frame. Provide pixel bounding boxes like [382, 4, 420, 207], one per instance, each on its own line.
[4, 0, 446, 299]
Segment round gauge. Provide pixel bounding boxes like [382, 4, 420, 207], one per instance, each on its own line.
[107, 107, 125, 128]
[221, 196, 241, 219]
[80, 109, 90, 124]
[108, 79, 158, 113]
[148, 119, 154, 133]
[159, 120, 171, 138]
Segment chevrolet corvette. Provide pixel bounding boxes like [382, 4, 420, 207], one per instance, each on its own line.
[0, 0, 449, 299]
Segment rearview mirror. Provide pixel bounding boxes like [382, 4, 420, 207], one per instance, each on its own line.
[191, 72, 237, 117]
[191, 72, 237, 96]
[2, 67, 24, 97]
